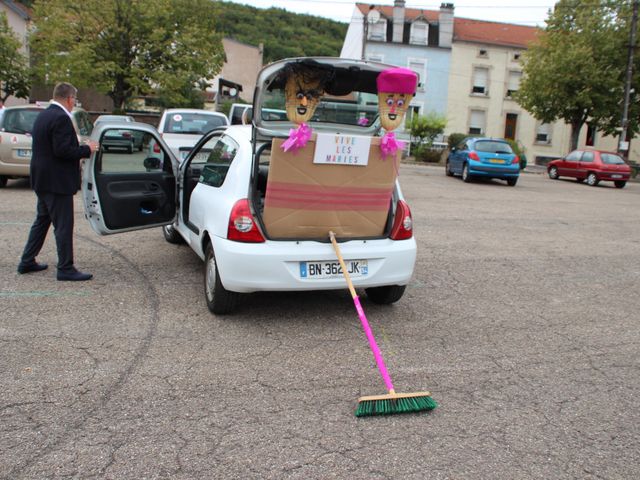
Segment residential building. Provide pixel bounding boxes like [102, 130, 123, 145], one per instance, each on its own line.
[342, 2, 639, 164]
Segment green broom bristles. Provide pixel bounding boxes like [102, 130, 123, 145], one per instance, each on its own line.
[355, 393, 438, 417]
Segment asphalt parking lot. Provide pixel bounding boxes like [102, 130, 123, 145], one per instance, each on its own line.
[1, 165, 639, 479]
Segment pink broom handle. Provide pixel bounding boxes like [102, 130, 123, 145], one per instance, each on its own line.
[329, 232, 395, 394]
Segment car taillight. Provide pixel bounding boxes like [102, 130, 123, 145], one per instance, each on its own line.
[468, 151, 480, 161]
[227, 199, 265, 243]
[390, 200, 413, 240]
[512, 155, 520, 165]
[153, 142, 161, 153]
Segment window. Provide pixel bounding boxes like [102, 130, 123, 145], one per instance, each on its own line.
[162, 112, 227, 135]
[472, 67, 489, 95]
[2, 108, 41, 134]
[407, 58, 426, 92]
[410, 21, 428, 45]
[100, 131, 164, 173]
[506, 71, 521, 98]
[513, 52, 521, 62]
[565, 150, 583, 162]
[586, 124, 596, 146]
[581, 151, 594, 163]
[197, 135, 239, 188]
[478, 48, 488, 58]
[368, 19, 387, 41]
[469, 109, 486, 135]
[535, 123, 552, 144]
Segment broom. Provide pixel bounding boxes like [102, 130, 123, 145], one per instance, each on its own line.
[329, 231, 437, 417]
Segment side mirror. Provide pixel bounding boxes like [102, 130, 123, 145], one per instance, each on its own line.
[143, 157, 161, 171]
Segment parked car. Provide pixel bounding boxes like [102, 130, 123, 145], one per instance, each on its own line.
[0, 103, 93, 187]
[94, 114, 144, 152]
[446, 137, 520, 186]
[157, 108, 229, 161]
[547, 149, 631, 188]
[82, 57, 417, 314]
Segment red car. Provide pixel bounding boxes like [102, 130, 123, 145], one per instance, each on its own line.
[547, 149, 631, 188]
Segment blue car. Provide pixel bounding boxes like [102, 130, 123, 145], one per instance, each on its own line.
[446, 137, 520, 186]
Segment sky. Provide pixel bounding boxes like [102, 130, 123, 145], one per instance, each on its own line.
[226, 0, 558, 26]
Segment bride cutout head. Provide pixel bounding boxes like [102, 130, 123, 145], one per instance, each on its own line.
[377, 68, 418, 131]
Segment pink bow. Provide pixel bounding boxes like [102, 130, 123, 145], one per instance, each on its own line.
[380, 132, 404, 159]
[281, 123, 312, 153]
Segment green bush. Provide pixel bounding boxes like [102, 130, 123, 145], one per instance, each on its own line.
[409, 112, 447, 151]
[447, 132, 468, 149]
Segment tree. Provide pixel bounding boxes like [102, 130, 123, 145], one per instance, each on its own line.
[0, 12, 30, 103]
[408, 112, 447, 162]
[29, 0, 224, 110]
[516, 0, 626, 150]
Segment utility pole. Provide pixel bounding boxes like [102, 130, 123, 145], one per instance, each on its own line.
[619, 0, 639, 156]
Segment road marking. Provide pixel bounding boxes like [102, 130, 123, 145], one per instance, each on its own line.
[0, 291, 89, 297]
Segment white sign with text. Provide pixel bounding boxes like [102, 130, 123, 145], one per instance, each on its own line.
[313, 133, 371, 166]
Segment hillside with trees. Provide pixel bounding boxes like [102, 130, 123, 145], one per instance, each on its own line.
[210, 1, 348, 64]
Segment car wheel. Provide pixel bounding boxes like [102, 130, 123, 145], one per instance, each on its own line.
[506, 177, 518, 187]
[445, 158, 454, 177]
[0, 175, 7, 188]
[162, 224, 184, 244]
[462, 163, 472, 183]
[204, 243, 238, 315]
[586, 172, 599, 186]
[614, 181, 627, 189]
[548, 166, 559, 179]
[365, 285, 406, 305]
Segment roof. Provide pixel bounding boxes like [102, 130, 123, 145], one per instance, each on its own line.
[454, 17, 539, 48]
[1, 0, 31, 21]
[356, 3, 539, 48]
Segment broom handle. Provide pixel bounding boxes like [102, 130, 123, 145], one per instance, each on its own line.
[329, 232, 395, 394]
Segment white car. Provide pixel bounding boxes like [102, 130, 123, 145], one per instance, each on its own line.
[82, 58, 417, 314]
[156, 108, 229, 162]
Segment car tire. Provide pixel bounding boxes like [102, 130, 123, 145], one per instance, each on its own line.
[506, 177, 518, 187]
[614, 181, 627, 189]
[162, 224, 184, 244]
[586, 172, 599, 186]
[462, 163, 472, 183]
[0, 175, 7, 188]
[204, 243, 238, 315]
[548, 166, 559, 179]
[445, 158, 454, 177]
[365, 285, 406, 305]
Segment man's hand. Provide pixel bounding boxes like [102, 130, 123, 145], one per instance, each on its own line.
[85, 140, 100, 153]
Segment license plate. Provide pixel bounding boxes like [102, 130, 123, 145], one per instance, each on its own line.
[489, 158, 505, 164]
[611, 174, 622, 179]
[300, 260, 368, 279]
[17, 149, 31, 158]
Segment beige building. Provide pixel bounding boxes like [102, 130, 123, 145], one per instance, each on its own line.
[208, 38, 264, 107]
[447, 15, 638, 164]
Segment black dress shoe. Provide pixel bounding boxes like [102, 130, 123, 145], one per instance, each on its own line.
[17, 262, 48, 274]
[57, 270, 93, 281]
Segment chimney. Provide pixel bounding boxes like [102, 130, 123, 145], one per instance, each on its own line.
[439, 2, 454, 48]
[393, 0, 406, 43]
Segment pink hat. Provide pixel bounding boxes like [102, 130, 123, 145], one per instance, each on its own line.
[377, 67, 418, 94]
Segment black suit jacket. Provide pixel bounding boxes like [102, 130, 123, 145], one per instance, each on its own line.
[30, 104, 91, 195]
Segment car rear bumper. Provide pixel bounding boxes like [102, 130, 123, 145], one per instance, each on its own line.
[0, 157, 30, 176]
[469, 162, 519, 178]
[213, 236, 417, 293]
[599, 172, 630, 181]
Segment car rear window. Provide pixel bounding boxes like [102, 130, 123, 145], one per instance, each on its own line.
[475, 141, 513, 154]
[2, 108, 42, 134]
[163, 113, 227, 134]
[601, 153, 625, 165]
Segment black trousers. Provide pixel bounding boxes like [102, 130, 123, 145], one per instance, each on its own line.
[20, 192, 75, 273]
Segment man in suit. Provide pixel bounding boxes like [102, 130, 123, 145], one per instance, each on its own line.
[17, 82, 99, 281]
